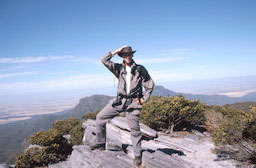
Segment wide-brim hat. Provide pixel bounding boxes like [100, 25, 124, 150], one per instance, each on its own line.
[118, 46, 136, 57]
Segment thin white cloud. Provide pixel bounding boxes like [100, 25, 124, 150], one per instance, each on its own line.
[149, 66, 243, 82]
[0, 73, 115, 94]
[0, 55, 101, 65]
[134, 48, 191, 64]
[136, 57, 184, 64]
[69, 57, 100, 65]
[0, 65, 27, 72]
[0, 71, 38, 79]
[0, 56, 74, 64]
[159, 48, 192, 56]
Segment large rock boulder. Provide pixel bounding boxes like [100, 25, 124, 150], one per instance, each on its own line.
[82, 119, 97, 146]
[83, 117, 157, 151]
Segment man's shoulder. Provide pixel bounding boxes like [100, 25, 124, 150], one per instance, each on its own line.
[136, 64, 147, 72]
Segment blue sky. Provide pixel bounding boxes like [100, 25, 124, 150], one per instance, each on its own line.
[0, 0, 256, 103]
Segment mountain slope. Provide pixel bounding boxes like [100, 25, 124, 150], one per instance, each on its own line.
[63, 94, 113, 120]
[0, 95, 112, 164]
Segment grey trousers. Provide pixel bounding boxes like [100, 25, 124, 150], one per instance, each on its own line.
[96, 101, 142, 157]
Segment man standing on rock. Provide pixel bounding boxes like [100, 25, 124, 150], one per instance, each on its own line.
[89, 46, 155, 166]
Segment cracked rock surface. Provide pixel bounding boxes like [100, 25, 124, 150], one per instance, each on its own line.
[49, 117, 237, 168]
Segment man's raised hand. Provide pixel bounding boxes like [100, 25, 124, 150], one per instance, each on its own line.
[111, 45, 129, 56]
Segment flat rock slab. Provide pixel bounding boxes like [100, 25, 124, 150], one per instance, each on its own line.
[110, 117, 157, 138]
[142, 150, 190, 168]
[152, 133, 237, 168]
[66, 145, 190, 168]
[67, 145, 137, 168]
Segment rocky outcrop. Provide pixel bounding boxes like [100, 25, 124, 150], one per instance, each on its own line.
[49, 117, 237, 168]
[0, 164, 8, 168]
[0, 163, 15, 168]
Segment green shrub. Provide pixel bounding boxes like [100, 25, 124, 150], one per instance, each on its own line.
[140, 95, 205, 133]
[30, 129, 62, 146]
[244, 106, 256, 135]
[82, 110, 100, 121]
[243, 120, 256, 143]
[213, 106, 256, 144]
[204, 106, 225, 133]
[212, 105, 256, 164]
[17, 133, 72, 167]
[52, 118, 80, 135]
[16, 147, 42, 168]
[15, 144, 66, 168]
[16, 118, 81, 167]
[70, 121, 84, 145]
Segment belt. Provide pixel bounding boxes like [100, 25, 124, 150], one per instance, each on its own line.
[119, 94, 138, 99]
[112, 93, 143, 108]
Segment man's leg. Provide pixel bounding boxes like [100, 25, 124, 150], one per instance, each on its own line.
[95, 102, 119, 145]
[126, 109, 142, 157]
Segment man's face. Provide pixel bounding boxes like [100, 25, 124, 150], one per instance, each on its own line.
[122, 53, 133, 64]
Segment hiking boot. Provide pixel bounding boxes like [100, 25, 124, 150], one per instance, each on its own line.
[133, 155, 142, 166]
[89, 143, 105, 150]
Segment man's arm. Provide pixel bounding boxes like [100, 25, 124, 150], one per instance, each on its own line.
[101, 46, 128, 78]
[101, 52, 121, 78]
[140, 66, 155, 102]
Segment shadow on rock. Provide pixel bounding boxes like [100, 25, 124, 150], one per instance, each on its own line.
[157, 148, 185, 156]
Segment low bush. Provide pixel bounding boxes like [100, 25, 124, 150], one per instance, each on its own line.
[52, 118, 80, 135]
[30, 129, 62, 146]
[140, 95, 206, 133]
[204, 106, 225, 133]
[16, 141, 71, 168]
[242, 107, 256, 142]
[212, 105, 256, 164]
[70, 122, 84, 145]
[212, 105, 256, 144]
[16, 118, 82, 168]
[16, 147, 42, 168]
[82, 110, 100, 120]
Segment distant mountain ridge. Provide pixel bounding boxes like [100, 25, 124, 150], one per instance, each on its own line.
[152, 86, 256, 105]
[63, 94, 113, 120]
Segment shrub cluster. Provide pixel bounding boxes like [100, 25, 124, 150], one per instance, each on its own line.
[52, 118, 80, 135]
[211, 105, 255, 144]
[206, 105, 256, 164]
[30, 129, 63, 146]
[16, 130, 71, 168]
[15, 118, 84, 168]
[70, 121, 84, 145]
[82, 110, 99, 120]
[203, 105, 225, 134]
[140, 95, 206, 133]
